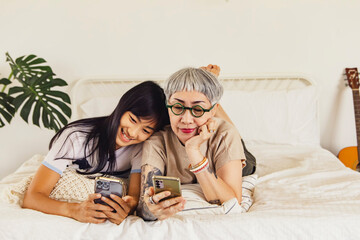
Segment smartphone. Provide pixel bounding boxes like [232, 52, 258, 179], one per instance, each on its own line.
[94, 177, 126, 206]
[152, 175, 181, 202]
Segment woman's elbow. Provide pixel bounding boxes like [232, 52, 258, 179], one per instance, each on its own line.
[22, 190, 37, 209]
[22, 193, 30, 208]
[22, 190, 33, 208]
[235, 190, 242, 205]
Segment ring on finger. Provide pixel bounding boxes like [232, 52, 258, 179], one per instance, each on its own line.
[209, 129, 216, 133]
[149, 196, 157, 205]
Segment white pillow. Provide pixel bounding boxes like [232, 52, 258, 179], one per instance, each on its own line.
[220, 86, 319, 145]
[80, 97, 119, 118]
[179, 174, 257, 215]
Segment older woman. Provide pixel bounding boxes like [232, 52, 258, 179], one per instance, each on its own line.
[137, 66, 256, 221]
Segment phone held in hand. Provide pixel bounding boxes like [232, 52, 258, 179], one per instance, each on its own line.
[152, 175, 181, 201]
[94, 177, 126, 205]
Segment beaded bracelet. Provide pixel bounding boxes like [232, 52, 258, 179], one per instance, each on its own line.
[189, 157, 209, 174]
[192, 160, 209, 174]
[188, 157, 207, 170]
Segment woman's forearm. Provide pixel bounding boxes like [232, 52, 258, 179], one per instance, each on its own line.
[186, 151, 242, 204]
[126, 173, 141, 213]
[22, 164, 77, 218]
[195, 167, 239, 204]
[23, 191, 76, 218]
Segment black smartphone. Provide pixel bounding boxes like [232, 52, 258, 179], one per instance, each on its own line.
[94, 177, 126, 206]
[152, 175, 181, 202]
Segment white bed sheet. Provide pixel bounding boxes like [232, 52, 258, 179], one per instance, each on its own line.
[1, 144, 360, 240]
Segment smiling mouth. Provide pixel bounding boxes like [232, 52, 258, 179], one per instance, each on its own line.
[121, 128, 132, 142]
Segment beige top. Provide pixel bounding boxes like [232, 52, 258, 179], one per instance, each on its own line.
[141, 118, 246, 184]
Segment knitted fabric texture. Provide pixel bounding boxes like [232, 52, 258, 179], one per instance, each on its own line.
[4, 169, 94, 205]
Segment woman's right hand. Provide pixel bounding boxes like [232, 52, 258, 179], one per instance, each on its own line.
[144, 187, 186, 220]
[69, 193, 113, 224]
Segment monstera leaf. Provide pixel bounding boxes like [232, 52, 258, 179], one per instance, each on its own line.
[6, 53, 53, 83]
[0, 78, 15, 127]
[0, 53, 71, 132]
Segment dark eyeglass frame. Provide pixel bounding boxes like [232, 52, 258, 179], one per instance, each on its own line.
[166, 102, 216, 118]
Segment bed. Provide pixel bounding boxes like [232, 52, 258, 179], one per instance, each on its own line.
[1, 74, 360, 240]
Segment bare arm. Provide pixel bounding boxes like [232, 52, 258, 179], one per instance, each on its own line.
[127, 172, 141, 210]
[185, 146, 243, 204]
[198, 64, 242, 202]
[137, 164, 186, 221]
[22, 165, 112, 223]
[185, 121, 243, 204]
[195, 158, 243, 204]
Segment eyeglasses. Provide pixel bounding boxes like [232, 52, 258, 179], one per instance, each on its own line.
[166, 103, 216, 118]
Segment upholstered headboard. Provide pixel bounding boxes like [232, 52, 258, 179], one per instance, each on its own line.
[71, 73, 318, 146]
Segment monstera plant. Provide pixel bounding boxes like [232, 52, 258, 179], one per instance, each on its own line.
[0, 52, 71, 132]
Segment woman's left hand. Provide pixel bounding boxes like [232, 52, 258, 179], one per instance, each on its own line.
[185, 118, 218, 157]
[101, 195, 136, 225]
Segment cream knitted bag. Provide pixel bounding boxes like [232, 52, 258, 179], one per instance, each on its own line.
[5, 169, 95, 205]
[2, 155, 95, 205]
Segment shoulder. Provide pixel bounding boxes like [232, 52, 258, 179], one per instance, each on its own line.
[214, 118, 241, 138]
[145, 125, 173, 144]
[52, 125, 89, 146]
[126, 142, 144, 157]
[208, 118, 243, 149]
[142, 125, 175, 155]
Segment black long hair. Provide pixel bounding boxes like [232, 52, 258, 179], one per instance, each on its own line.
[49, 81, 169, 174]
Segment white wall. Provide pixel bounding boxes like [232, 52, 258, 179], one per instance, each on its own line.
[1, 0, 359, 179]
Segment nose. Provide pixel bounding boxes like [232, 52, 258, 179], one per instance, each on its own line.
[128, 125, 141, 139]
[180, 108, 194, 124]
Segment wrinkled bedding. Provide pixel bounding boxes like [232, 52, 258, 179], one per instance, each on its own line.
[1, 144, 360, 240]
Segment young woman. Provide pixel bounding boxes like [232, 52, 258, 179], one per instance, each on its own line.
[22, 81, 169, 225]
[137, 67, 256, 221]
